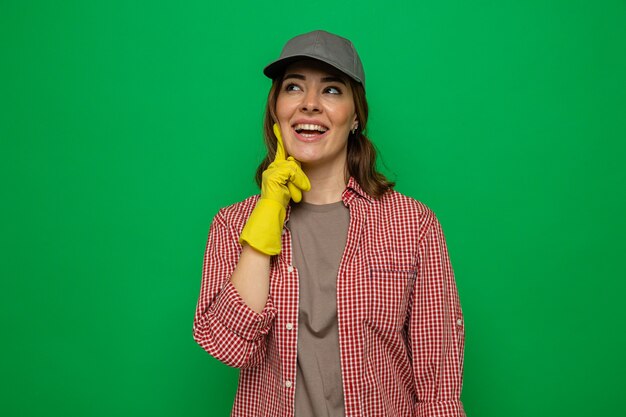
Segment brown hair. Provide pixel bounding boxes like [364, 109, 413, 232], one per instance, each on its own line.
[255, 74, 395, 199]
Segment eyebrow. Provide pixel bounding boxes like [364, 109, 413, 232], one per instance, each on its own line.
[283, 73, 347, 86]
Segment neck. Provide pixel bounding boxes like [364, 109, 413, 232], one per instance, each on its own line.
[300, 162, 347, 205]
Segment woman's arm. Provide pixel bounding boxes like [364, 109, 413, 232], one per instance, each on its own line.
[192, 211, 277, 369]
[193, 124, 308, 368]
[409, 211, 466, 417]
[230, 244, 270, 313]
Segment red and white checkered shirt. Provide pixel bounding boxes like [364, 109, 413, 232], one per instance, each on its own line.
[193, 176, 466, 417]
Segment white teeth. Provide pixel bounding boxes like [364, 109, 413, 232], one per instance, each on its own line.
[293, 123, 328, 133]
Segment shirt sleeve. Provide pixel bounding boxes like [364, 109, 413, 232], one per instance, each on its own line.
[192, 210, 277, 369]
[409, 211, 466, 417]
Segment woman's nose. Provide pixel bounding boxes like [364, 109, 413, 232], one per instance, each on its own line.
[300, 90, 321, 113]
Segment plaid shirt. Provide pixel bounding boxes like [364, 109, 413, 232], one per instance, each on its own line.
[193, 176, 466, 417]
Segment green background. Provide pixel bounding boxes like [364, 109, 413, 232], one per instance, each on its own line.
[2, 0, 625, 416]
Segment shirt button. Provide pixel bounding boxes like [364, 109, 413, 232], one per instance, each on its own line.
[285, 380, 293, 388]
[457, 319, 463, 326]
[287, 266, 294, 273]
[285, 322, 294, 330]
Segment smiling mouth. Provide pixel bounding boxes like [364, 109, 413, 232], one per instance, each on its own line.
[292, 123, 329, 138]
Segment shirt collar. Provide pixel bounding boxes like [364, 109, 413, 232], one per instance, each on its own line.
[284, 176, 373, 224]
[342, 176, 374, 204]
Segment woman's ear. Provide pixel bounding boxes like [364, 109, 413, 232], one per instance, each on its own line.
[351, 119, 359, 135]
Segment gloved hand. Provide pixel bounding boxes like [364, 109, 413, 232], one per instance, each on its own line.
[239, 123, 311, 255]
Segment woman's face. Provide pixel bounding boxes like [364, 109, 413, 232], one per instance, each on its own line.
[275, 59, 357, 169]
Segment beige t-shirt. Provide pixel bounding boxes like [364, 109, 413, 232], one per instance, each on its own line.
[287, 200, 350, 417]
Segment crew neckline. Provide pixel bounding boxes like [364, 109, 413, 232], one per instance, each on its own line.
[294, 200, 346, 213]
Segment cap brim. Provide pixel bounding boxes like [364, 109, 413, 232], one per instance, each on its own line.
[263, 54, 363, 85]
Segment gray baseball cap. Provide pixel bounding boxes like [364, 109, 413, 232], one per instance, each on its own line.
[263, 30, 365, 88]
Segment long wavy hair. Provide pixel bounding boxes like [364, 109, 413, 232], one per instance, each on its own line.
[255, 71, 395, 199]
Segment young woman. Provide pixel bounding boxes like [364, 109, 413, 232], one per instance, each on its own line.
[193, 30, 467, 417]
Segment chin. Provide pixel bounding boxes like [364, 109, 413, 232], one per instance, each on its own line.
[290, 153, 320, 164]
[285, 144, 317, 162]
[285, 142, 345, 166]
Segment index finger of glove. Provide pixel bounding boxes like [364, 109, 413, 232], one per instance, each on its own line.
[273, 123, 286, 162]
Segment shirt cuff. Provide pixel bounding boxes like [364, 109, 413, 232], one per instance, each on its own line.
[414, 400, 466, 417]
[209, 280, 277, 342]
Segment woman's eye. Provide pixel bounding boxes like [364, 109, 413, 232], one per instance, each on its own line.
[284, 83, 302, 92]
[325, 86, 341, 95]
